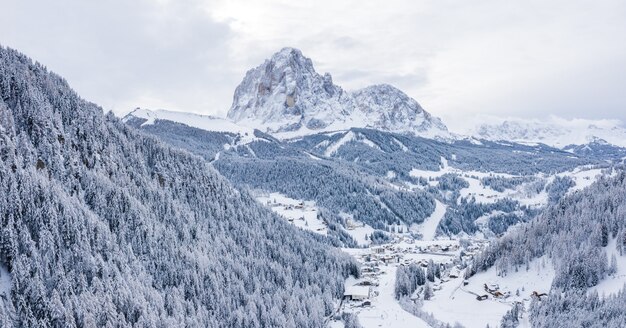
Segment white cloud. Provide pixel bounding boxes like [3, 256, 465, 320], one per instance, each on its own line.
[1, 0, 625, 130]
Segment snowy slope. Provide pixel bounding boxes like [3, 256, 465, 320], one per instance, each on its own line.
[423, 256, 554, 328]
[470, 117, 626, 148]
[227, 47, 450, 139]
[0, 264, 10, 300]
[340, 250, 432, 328]
[415, 200, 447, 241]
[589, 237, 626, 297]
[255, 192, 328, 235]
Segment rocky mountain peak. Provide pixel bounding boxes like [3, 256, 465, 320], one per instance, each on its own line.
[227, 47, 449, 138]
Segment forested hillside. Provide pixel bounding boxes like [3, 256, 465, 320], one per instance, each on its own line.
[126, 108, 602, 240]
[469, 170, 626, 327]
[0, 47, 358, 327]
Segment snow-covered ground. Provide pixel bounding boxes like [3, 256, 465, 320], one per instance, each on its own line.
[423, 256, 554, 328]
[255, 192, 328, 235]
[555, 167, 605, 194]
[339, 213, 375, 246]
[0, 263, 11, 300]
[589, 237, 626, 297]
[340, 249, 431, 328]
[124, 108, 260, 144]
[410, 158, 605, 208]
[412, 200, 446, 241]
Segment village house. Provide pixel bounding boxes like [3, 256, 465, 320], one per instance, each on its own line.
[344, 286, 370, 301]
[448, 267, 461, 279]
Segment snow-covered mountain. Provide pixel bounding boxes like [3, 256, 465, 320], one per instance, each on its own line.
[471, 118, 626, 148]
[228, 47, 450, 138]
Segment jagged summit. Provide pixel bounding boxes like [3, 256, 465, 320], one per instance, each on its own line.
[227, 47, 353, 134]
[227, 47, 449, 138]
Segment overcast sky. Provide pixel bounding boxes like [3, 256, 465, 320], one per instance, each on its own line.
[1, 0, 625, 132]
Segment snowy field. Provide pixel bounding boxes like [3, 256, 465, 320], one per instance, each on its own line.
[423, 256, 554, 328]
[409, 157, 540, 205]
[410, 158, 606, 208]
[339, 213, 375, 246]
[125, 108, 260, 144]
[255, 192, 328, 235]
[412, 200, 446, 241]
[555, 167, 606, 194]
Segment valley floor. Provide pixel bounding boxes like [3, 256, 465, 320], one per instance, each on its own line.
[253, 165, 622, 328]
[253, 191, 518, 327]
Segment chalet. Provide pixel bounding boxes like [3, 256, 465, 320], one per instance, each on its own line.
[372, 247, 385, 254]
[344, 286, 370, 301]
[361, 267, 374, 274]
[484, 283, 499, 294]
[476, 294, 488, 301]
[448, 267, 461, 279]
[381, 255, 399, 264]
[345, 219, 358, 230]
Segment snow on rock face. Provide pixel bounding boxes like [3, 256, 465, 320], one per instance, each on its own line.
[228, 47, 354, 133]
[352, 84, 448, 135]
[228, 47, 449, 138]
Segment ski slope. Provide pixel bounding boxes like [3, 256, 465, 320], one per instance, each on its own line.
[414, 200, 446, 241]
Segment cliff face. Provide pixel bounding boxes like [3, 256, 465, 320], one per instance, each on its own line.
[228, 47, 449, 138]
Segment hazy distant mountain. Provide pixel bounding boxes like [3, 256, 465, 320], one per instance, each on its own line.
[227, 47, 450, 138]
[471, 118, 626, 148]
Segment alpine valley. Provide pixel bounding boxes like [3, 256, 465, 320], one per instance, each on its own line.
[2, 46, 626, 328]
